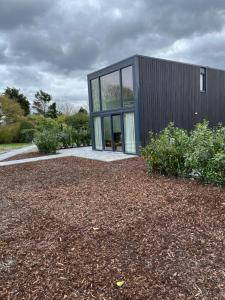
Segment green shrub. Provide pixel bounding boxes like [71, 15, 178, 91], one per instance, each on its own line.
[57, 112, 90, 148]
[142, 121, 225, 187]
[0, 123, 21, 143]
[71, 129, 81, 147]
[17, 117, 36, 142]
[29, 114, 59, 131]
[141, 123, 189, 176]
[79, 129, 91, 146]
[34, 129, 60, 154]
[19, 129, 37, 143]
[18, 117, 35, 130]
[31, 112, 90, 152]
[185, 121, 225, 186]
[59, 126, 74, 148]
[63, 112, 89, 131]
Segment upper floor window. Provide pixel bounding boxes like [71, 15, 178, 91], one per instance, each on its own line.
[122, 66, 134, 107]
[90, 65, 134, 112]
[101, 71, 121, 110]
[200, 67, 206, 92]
[91, 78, 100, 112]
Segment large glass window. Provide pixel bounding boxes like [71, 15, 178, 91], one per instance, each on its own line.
[124, 112, 136, 154]
[101, 71, 120, 110]
[91, 78, 100, 112]
[122, 66, 134, 107]
[103, 116, 112, 150]
[93, 117, 102, 150]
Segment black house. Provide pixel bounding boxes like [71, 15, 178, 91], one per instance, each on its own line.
[87, 55, 225, 155]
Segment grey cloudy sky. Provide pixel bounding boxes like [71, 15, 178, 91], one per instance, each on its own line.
[1, 0, 225, 108]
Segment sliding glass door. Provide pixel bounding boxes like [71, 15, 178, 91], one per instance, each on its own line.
[103, 116, 112, 150]
[94, 112, 136, 154]
[112, 115, 122, 152]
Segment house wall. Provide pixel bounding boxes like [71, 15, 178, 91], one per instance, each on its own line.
[138, 56, 225, 146]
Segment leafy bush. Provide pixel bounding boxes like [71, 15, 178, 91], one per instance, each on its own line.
[19, 129, 37, 143]
[142, 121, 225, 187]
[185, 121, 225, 185]
[63, 112, 89, 131]
[59, 126, 74, 148]
[57, 112, 90, 147]
[0, 123, 20, 143]
[32, 111, 90, 152]
[34, 129, 60, 154]
[17, 117, 36, 142]
[141, 123, 189, 176]
[29, 114, 59, 131]
[79, 129, 91, 146]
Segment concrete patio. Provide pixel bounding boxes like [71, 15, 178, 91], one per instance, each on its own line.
[0, 146, 137, 166]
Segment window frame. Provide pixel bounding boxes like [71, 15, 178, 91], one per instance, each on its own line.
[90, 65, 134, 113]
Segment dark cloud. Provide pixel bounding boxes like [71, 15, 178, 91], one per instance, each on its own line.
[0, 0, 53, 30]
[0, 0, 225, 106]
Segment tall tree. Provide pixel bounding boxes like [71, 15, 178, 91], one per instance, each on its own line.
[46, 102, 61, 119]
[32, 90, 52, 116]
[4, 87, 30, 115]
[0, 96, 24, 124]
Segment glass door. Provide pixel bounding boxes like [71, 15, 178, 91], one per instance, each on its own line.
[103, 116, 112, 150]
[124, 112, 136, 154]
[112, 114, 122, 152]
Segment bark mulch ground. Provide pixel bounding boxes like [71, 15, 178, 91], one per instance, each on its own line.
[0, 157, 225, 300]
[3, 152, 49, 161]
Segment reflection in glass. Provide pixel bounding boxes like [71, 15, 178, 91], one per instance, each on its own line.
[122, 66, 134, 107]
[91, 78, 100, 112]
[94, 117, 102, 150]
[101, 71, 120, 110]
[112, 115, 122, 152]
[103, 116, 112, 150]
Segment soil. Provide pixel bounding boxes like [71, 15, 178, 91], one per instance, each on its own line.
[0, 157, 225, 300]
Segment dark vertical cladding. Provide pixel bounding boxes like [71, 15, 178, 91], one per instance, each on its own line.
[138, 56, 225, 146]
[88, 55, 225, 154]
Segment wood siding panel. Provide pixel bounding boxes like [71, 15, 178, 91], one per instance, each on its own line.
[138, 56, 225, 146]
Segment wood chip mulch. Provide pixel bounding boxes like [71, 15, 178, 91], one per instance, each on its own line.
[3, 152, 49, 161]
[0, 157, 225, 300]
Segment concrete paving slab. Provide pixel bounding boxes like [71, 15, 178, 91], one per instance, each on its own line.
[0, 146, 137, 166]
[0, 145, 37, 161]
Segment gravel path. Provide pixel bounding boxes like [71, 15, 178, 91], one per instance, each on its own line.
[0, 157, 224, 299]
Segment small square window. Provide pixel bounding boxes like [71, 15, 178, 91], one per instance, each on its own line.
[200, 67, 206, 92]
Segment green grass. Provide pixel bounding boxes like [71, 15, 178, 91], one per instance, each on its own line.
[0, 143, 31, 152]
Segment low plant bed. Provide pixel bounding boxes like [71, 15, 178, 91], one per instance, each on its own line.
[0, 157, 224, 299]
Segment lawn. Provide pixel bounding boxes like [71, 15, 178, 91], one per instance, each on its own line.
[0, 157, 224, 299]
[0, 143, 31, 152]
